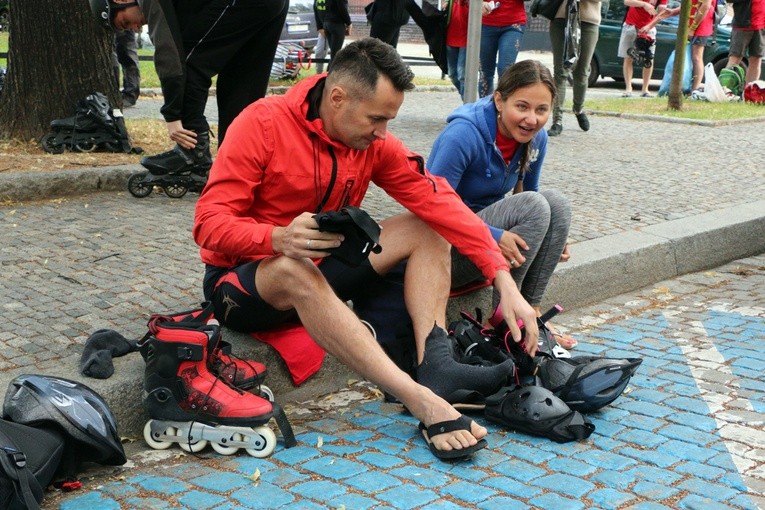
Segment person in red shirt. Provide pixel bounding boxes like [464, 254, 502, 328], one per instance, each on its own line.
[193, 38, 540, 460]
[479, 0, 528, 96]
[619, 0, 668, 97]
[446, 0, 470, 98]
[727, 0, 765, 83]
[653, 0, 715, 91]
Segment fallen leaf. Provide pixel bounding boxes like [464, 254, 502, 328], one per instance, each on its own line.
[316, 436, 323, 448]
[248, 469, 261, 482]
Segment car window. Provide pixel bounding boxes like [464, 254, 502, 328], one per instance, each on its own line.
[289, 0, 313, 13]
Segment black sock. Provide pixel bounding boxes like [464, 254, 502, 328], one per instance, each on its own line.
[416, 324, 516, 400]
[79, 329, 138, 379]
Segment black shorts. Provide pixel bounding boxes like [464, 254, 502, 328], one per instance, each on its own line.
[203, 257, 380, 332]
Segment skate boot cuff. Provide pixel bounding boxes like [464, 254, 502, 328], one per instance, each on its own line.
[416, 323, 515, 401]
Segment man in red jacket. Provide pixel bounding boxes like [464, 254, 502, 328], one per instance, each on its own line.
[193, 38, 539, 460]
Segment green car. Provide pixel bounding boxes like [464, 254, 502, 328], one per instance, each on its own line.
[588, 0, 739, 87]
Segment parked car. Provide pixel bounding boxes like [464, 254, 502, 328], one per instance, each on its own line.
[280, 0, 319, 52]
[587, 0, 761, 87]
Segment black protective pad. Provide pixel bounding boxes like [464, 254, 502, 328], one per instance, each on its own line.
[314, 206, 382, 266]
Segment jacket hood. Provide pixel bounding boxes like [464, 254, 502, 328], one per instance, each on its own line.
[445, 96, 498, 147]
[281, 73, 340, 147]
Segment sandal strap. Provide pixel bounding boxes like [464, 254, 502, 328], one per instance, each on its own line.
[423, 415, 472, 438]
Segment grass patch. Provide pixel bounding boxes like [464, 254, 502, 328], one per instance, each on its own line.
[581, 97, 765, 121]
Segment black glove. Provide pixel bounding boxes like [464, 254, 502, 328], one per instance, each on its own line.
[313, 206, 382, 266]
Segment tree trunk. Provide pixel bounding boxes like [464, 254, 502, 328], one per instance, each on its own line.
[668, 0, 692, 110]
[0, 0, 118, 141]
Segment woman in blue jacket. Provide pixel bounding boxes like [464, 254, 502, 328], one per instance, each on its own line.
[428, 60, 576, 348]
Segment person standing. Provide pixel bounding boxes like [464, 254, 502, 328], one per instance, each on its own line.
[323, 0, 352, 69]
[369, 0, 411, 48]
[446, 0, 469, 99]
[727, 0, 765, 83]
[479, 0, 528, 97]
[314, 0, 330, 73]
[548, 0, 602, 136]
[656, 0, 715, 92]
[89, 0, 288, 174]
[618, 0, 667, 98]
[112, 29, 140, 107]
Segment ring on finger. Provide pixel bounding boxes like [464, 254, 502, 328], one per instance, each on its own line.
[510, 259, 516, 266]
[306, 239, 312, 249]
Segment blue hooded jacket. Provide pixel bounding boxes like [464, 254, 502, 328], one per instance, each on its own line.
[427, 95, 548, 243]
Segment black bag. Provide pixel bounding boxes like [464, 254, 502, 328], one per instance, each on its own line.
[530, 0, 565, 20]
[0, 419, 64, 510]
[314, 206, 382, 266]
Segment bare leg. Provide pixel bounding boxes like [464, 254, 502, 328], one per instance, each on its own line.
[623, 57, 634, 94]
[641, 65, 652, 94]
[747, 56, 762, 83]
[367, 213, 451, 362]
[256, 225, 485, 454]
[691, 44, 704, 90]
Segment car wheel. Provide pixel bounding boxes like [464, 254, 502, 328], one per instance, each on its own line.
[588, 57, 600, 88]
[713, 56, 747, 76]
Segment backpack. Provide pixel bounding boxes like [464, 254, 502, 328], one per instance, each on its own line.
[0, 419, 65, 510]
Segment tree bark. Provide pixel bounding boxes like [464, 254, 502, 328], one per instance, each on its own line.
[0, 0, 118, 141]
[668, 0, 692, 110]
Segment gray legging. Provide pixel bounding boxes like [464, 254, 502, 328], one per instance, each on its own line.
[452, 189, 571, 307]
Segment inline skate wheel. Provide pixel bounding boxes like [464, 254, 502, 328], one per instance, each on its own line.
[74, 140, 96, 152]
[143, 421, 176, 450]
[210, 432, 245, 456]
[178, 436, 209, 453]
[245, 426, 277, 458]
[128, 172, 153, 198]
[40, 133, 65, 154]
[163, 183, 188, 199]
[258, 385, 275, 402]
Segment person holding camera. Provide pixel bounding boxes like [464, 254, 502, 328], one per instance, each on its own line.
[193, 38, 539, 460]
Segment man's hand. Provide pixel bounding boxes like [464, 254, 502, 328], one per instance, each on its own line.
[498, 231, 528, 269]
[642, 1, 656, 15]
[166, 120, 198, 150]
[493, 270, 539, 356]
[271, 212, 344, 259]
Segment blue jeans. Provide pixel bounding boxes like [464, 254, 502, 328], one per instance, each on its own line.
[479, 24, 525, 97]
[447, 45, 466, 99]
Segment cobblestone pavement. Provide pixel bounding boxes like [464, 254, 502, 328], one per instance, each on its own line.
[44, 254, 765, 510]
[1, 71, 764, 509]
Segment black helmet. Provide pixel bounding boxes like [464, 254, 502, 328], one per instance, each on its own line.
[3, 374, 126, 466]
[537, 356, 643, 413]
[88, 0, 138, 30]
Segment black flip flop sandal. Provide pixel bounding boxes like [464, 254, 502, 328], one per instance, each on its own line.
[419, 415, 487, 460]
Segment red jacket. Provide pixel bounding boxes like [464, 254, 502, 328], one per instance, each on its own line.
[193, 74, 509, 281]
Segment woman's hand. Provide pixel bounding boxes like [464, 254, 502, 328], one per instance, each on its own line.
[559, 243, 571, 262]
[499, 230, 528, 269]
[166, 121, 198, 150]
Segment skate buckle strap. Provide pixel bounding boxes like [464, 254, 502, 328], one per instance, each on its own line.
[176, 344, 204, 361]
[1, 445, 27, 469]
[271, 402, 297, 448]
